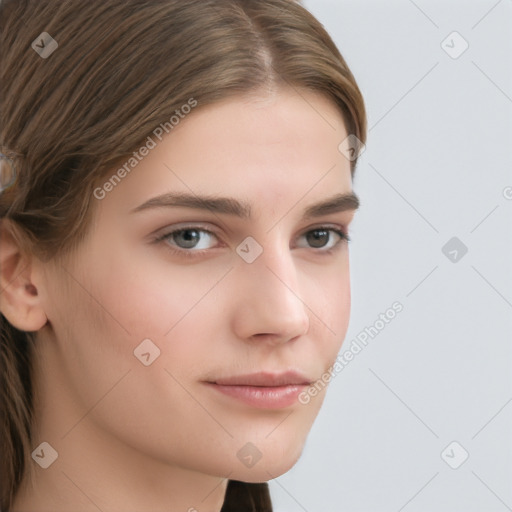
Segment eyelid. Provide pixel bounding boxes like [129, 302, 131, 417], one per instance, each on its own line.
[151, 222, 220, 241]
[152, 221, 348, 242]
[298, 221, 350, 238]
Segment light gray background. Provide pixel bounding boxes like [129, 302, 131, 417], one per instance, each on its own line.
[269, 1, 512, 510]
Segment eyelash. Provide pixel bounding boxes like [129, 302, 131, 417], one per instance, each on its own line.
[153, 224, 351, 260]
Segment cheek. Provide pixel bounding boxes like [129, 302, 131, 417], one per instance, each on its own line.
[325, 270, 351, 324]
[85, 249, 229, 341]
[305, 257, 351, 349]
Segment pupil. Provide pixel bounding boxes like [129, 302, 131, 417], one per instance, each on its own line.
[307, 230, 328, 248]
[175, 229, 200, 248]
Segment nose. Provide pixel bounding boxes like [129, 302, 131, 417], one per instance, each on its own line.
[230, 243, 310, 345]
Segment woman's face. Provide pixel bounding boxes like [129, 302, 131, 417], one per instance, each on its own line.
[37, 87, 357, 483]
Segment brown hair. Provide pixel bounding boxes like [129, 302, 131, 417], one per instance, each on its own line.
[0, 0, 366, 509]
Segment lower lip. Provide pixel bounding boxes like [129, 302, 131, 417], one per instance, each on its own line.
[206, 383, 308, 409]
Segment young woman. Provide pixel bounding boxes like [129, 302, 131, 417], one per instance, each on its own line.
[0, 0, 367, 510]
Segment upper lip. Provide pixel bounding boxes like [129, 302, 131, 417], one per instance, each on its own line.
[209, 371, 312, 387]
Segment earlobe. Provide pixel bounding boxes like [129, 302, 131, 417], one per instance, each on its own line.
[0, 220, 48, 332]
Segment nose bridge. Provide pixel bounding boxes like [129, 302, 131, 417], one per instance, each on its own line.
[249, 230, 301, 295]
[232, 235, 310, 342]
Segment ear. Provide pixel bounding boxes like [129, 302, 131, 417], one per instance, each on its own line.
[0, 219, 48, 331]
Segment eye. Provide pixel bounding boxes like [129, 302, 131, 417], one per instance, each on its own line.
[296, 227, 349, 251]
[157, 227, 218, 251]
[152, 224, 349, 259]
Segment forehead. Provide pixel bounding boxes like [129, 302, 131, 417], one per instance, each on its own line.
[97, 87, 353, 218]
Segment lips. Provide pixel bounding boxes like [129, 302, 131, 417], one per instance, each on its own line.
[212, 371, 311, 387]
[205, 371, 312, 409]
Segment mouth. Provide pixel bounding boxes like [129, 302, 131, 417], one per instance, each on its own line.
[204, 371, 312, 409]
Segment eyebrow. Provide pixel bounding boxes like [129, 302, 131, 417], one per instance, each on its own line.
[130, 191, 359, 219]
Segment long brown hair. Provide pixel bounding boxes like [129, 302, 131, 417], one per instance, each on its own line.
[0, 0, 366, 509]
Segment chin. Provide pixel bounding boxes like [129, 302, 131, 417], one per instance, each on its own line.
[228, 437, 305, 483]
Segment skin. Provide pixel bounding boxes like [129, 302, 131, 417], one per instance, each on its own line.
[1, 87, 357, 512]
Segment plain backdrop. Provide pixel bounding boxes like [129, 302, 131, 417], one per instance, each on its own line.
[269, 1, 512, 511]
